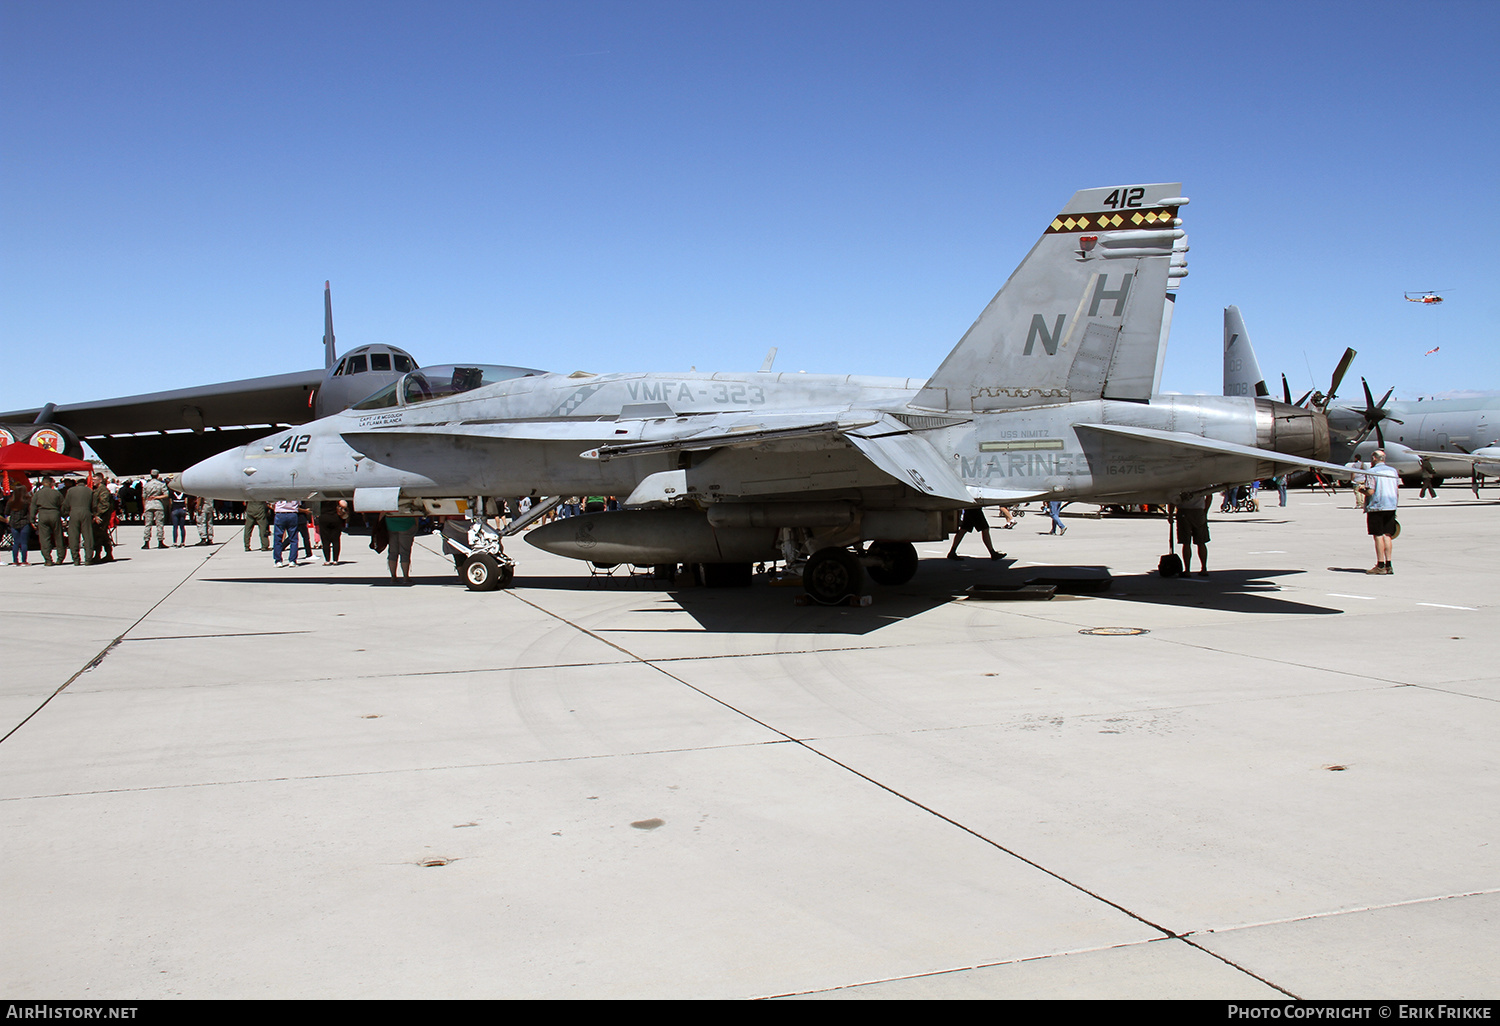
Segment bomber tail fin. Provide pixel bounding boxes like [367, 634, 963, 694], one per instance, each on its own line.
[323, 281, 337, 370]
[912, 184, 1187, 412]
[1223, 305, 1269, 398]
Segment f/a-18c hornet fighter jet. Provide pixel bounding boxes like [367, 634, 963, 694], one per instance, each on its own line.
[183, 183, 1358, 603]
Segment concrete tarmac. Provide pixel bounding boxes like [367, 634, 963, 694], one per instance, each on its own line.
[2, 490, 1497, 999]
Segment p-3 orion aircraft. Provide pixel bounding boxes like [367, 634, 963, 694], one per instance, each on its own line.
[182, 183, 1359, 603]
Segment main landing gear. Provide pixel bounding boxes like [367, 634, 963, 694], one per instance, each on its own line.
[680, 541, 920, 605]
[800, 541, 918, 605]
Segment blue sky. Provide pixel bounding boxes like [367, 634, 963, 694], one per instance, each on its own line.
[3, 0, 1497, 413]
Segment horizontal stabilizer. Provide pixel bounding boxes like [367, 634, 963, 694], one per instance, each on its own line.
[1076, 423, 1359, 478]
[966, 486, 1052, 504]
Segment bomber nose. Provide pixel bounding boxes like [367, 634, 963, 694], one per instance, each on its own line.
[181, 446, 252, 499]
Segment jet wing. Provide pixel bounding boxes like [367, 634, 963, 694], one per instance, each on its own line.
[353, 410, 977, 506]
[1076, 423, 1361, 478]
[595, 412, 876, 460]
[599, 410, 975, 505]
[1410, 448, 1496, 467]
[340, 410, 869, 462]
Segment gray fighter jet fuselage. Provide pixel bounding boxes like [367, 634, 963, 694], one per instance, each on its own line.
[194, 371, 1326, 509]
[182, 183, 1358, 602]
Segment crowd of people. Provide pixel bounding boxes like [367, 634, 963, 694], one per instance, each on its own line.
[2, 466, 1410, 583]
[0, 468, 235, 566]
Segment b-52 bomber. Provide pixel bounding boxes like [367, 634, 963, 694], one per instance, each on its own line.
[183, 182, 1359, 603]
[0, 283, 512, 475]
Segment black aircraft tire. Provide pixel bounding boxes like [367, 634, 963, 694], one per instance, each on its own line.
[803, 547, 863, 604]
[866, 541, 919, 586]
[463, 553, 503, 592]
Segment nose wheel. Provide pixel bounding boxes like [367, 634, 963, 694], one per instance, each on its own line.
[462, 552, 514, 591]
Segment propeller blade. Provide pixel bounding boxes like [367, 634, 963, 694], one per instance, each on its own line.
[1326, 348, 1356, 407]
[1282, 374, 1293, 405]
[1295, 390, 1314, 407]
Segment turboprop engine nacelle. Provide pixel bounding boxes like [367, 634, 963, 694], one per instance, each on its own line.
[1255, 399, 1330, 465]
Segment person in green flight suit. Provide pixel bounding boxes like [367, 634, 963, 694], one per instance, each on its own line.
[243, 499, 270, 551]
[29, 476, 65, 567]
[91, 477, 116, 564]
[64, 477, 95, 565]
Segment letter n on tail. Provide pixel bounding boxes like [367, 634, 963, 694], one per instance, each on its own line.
[1024, 314, 1066, 356]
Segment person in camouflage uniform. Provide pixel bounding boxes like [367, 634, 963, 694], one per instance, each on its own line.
[140, 471, 169, 549]
[195, 494, 216, 545]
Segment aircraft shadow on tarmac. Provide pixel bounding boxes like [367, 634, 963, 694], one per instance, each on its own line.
[206, 559, 1341, 634]
[1070, 567, 1343, 616]
[521, 562, 1345, 629]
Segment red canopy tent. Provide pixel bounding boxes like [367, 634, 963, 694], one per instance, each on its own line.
[0, 441, 95, 490]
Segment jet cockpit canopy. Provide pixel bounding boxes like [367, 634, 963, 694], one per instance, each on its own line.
[351, 364, 541, 411]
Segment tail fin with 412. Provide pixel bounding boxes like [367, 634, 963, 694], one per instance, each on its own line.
[913, 183, 1188, 413]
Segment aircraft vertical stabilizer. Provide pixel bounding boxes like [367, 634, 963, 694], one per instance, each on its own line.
[1223, 305, 1269, 398]
[912, 184, 1186, 412]
[323, 281, 337, 370]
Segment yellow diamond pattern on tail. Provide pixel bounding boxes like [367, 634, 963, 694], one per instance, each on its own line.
[1044, 206, 1179, 235]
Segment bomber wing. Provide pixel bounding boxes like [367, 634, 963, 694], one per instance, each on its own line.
[0, 370, 325, 437]
[0, 371, 326, 475]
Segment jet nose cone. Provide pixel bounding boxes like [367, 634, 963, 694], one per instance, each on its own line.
[181, 446, 252, 500]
